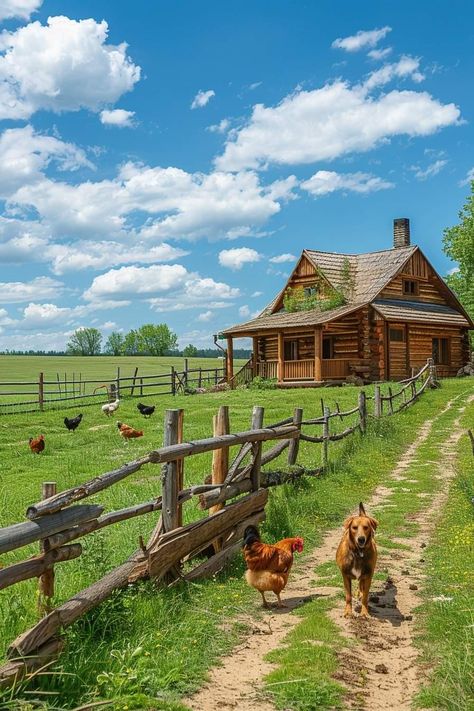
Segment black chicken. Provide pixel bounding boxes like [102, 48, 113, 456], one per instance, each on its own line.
[64, 414, 83, 432]
[137, 403, 155, 417]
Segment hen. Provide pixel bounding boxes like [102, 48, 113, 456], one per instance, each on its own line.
[64, 414, 83, 432]
[29, 435, 45, 454]
[102, 399, 120, 416]
[243, 525, 304, 608]
[137, 403, 155, 417]
[117, 421, 144, 439]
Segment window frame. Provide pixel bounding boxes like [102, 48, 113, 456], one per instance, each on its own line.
[284, 339, 299, 361]
[322, 336, 335, 359]
[432, 337, 449, 365]
[389, 327, 405, 343]
[402, 279, 419, 296]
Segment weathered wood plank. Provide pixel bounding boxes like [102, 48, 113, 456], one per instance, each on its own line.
[0, 638, 64, 690]
[0, 544, 82, 591]
[0, 504, 103, 555]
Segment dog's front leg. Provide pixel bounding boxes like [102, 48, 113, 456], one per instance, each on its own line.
[359, 575, 372, 618]
[343, 575, 352, 617]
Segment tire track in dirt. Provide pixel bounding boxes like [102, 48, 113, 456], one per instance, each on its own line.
[185, 392, 470, 711]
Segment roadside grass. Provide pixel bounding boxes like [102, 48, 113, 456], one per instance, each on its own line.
[0, 380, 470, 709]
[415, 397, 474, 711]
[261, 383, 473, 711]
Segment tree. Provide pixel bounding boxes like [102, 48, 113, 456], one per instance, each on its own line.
[443, 181, 474, 342]
[123, 329, 140, 355]
[67, 328, 102, 356]
[136, 323, 178, 356]
[183, 344, 198, 357]
[104, 331, 125, 356]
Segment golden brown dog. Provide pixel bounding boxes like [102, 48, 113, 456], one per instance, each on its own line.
[336, 502, 378, 618]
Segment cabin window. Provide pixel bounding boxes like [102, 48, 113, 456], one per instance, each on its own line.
[323, 336, 334, 359]
[403, 279, 418, 296]
[284, 340, 299, 361]
[389, 327, 405, 342]
[304, 285, 318, 297]
[432, 338, 449, 365]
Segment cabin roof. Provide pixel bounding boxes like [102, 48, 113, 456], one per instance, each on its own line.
[372, 299, 471, 327]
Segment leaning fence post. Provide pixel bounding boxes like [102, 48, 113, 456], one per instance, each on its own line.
[428, 357, 436, 385]
[184, 358, 189, 388]
[210, 405, 230, 552]
[287, 407, 303, 465]
[170, 366, 176, 396]
[161, 410, 181, 533]
[250, 406, 264, 491]
[321, 405, 330, 468]
[38, 372, 44, 412]
[374, 385, 382, 418]
[38, 481, 56, 615]
[358, 391, 367, 433]
[388, 387, 394, 415]
[116, 367, 121, 399]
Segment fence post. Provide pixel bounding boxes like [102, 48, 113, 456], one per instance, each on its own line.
[161, 410, 181, 533]
[210, 406, 230, 552]
[130, 366, 139, 397]
[287, 407, 303, 465]
[170, 366, 176, 396]
[388, 386, 394, 415]
[250, 406, 264, 491]
[428, 357, 437, 384]
[374, 385, 382, 418]
[358, 391, 367, 433]
[38, 481, 56, 615]
[116, 367, 121, 399]
[38, 372, 44, 412]
[184, 358, 189, 388]
[321, 405, 330, 468]
[198, 368, 202, 389]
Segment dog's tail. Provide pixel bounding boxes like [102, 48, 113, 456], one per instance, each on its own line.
[359, 502, 366, 516]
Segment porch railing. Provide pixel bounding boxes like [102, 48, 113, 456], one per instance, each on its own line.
[255, 360, 278, 380]
[284, 359, 314, 380]
[321, 358, 351, 379]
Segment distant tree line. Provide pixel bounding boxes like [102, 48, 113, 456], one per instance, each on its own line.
[1, 323, 251, 358]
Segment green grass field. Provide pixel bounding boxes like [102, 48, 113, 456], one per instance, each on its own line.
[0, 378, 471, 710]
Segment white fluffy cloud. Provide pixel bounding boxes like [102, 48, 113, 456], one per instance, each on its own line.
[191, 89, 215, 109]
[47, 241, 188, 275]
[0, 16, 140, 119]
[301, 170, 394, 196]
[100, 108, 136, 127]
[0, 0, 42, 20]
[332, 26, 391, 52]
[0, 125, 92, 198]
[207, 118, 230, 134]
[459, 167, 474, 186]
[11, 165, 285, 243]
[216, 81, 460, 171]
[368, 47, 392, 61]
[218, 247, 261, 270]
[198, 310, 213, 322]
[0, 276, 63, 303]
[411, 159, 448, 181]
[269, 253, 296, 263]
[363, 56, 424, 91]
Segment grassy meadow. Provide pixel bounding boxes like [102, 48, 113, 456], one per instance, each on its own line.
[0, 377, 472, 709]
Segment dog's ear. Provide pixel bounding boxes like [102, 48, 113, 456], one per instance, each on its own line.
[368, 517, 378, 532]
[343, 516, 354, 529]
[359, 502, 366, 516]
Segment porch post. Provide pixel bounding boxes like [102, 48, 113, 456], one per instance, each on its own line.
[277, 331, 284, 382]
[226, 336, 234, 381]
[252, 336, 259, 376]
[314, 327, 322, 381]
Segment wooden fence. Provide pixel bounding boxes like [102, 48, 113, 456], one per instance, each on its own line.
[0, 360, 436, 688]
[0, 361, 226, 415]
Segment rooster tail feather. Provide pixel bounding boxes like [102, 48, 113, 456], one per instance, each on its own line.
[243, 525, 260, 548]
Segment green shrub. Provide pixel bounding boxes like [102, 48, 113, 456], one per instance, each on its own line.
[248, 376, 278, 390]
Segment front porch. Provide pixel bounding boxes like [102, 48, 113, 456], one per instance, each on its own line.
[254, 358, 351, 381]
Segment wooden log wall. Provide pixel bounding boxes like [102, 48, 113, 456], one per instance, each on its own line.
[407, 324, 465, 376]
[380, 254, 448, 305]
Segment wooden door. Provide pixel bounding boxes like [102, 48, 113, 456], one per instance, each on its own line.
[387, 323, 408, 380]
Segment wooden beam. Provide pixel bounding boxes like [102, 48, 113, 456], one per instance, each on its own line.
[226, 336, 234, 380]
[210, 405, 230, 552]
[277, 331, 284, 382]
[314, 327, 322, 381]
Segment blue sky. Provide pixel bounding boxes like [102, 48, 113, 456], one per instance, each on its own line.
[0, 0, 472, 351]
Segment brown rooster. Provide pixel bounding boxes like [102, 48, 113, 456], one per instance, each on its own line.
[243, 525, 304, 608]
[29, 434, 45, 454]
[117, 422, 143, 439]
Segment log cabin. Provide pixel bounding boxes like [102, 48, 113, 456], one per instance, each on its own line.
[220, 219, 473, 384]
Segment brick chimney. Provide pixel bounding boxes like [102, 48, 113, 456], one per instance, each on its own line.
[393, 218, 410, 248]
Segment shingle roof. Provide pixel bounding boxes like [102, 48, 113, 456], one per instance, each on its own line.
[220, 302, 362, 335]
[304, 245, 416, 303]
[372, 299, 471, 327]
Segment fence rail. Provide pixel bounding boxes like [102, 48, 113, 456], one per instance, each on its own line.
[0, 359, 436, 688]
[0, 362, 226, 414]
